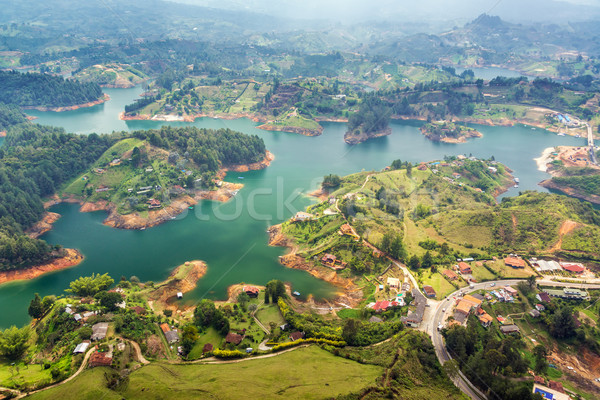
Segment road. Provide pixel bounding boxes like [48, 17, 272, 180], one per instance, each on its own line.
[586, 122, 597, 165]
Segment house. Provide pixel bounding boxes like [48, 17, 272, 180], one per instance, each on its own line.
[73, 341, 90, 354]
[289, 331, 305, 341]
[165, 330, 180, 344]
[202, 343, 213, 354]
[243, 286, 260, 298]
[504, 286, 518, 296]
[463, 295, 483, 308]
[91, 322, 108, 341]
[548, 381, 566, 394]
[89, 351, 112, 367]
[533, 376, 545, 385]
[545, 288, 588, 300]
[455, 300, 474, 316]
[478, 312, 493, 328]
[499, 324, 520, 335]
[65, 306, 74, 315]
[339, 224, 360, 240]
[458, 262, 471, 274]
[160, 323, 170, 334]
[442, 269, 458, 281]
[74, 313, 82, 322]
[292, 211, 313, 222]
[147, 199, 161, 209]
[560, 262, 585, 274]
[401, 283, 411, 292]
[423, 286, 436, 298]
[470, 293, 485, 302]
[320, 253, 347, 270]
[504, 256, 526, 269]
[372, 300, 390, 312]
[177, 292, 183, 299]
[401, 289, 427, 328]
[369, 316, 383, 323]
[387, 277, 400, 289]
[535, 304, 545, 312]
[529, 309, 541, 318]
[225, 332, 243, 345]
[537, 292, 552, 303]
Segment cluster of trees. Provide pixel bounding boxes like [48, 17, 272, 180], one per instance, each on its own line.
[194, 299, 230, 336]
[66, 273, 115, 297]
[0, 102, 27, 131]
[347, 94, 390, 136]
[322, 174, 341, 188]
[0, 122, 115, 270]
[264, 279, 286, 304]
[124, 94, 158, 114]
[133, 126, 266, 173]
[444, 322, 537, 400]
[379, 231, 406, 260]
[27, 293, 56, 319]
[0, 70, 103, 107]
[0, 325, 30, 361]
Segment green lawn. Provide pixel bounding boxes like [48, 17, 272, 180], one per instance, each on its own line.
[26, 367, 121, 400]
[420, 272, 460, 299]
[0, 359, 53, 390]
[486, 260, 536, 279]
[187, 327, 223, 360]
[471, 265, 497, 282]
[124, 346, 382, 399]
[255, 304, 285, 327]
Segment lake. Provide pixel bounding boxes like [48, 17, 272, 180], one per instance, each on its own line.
[0, 86, 586, 328]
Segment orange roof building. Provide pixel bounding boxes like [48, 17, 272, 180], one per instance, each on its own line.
[458, 262, 472, 274]
[160, 323, 170, 334]
[504, 256, 526, 268]
[442, 269, 458, 281]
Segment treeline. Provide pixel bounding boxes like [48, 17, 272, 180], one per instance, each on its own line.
[0, 70, 103, 108]
[0, 102, 28, 131]
[0, 122, 115, 270]
[347, 94, 391, 135]
[124, 95, 158, 114]
[133, 126, 266, 172]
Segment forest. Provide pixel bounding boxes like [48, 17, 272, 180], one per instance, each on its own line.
[0, 70, 103, 108]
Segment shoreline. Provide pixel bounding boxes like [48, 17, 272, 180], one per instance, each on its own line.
[344, 127, 392, 145]
[22, 93, 110, 112]
[267, 224, 363, 308]
[0, 249, 84, 286]
[419, 124, 483, 143]
[146, 260, 207, 313]
[255, 123, 323, 137]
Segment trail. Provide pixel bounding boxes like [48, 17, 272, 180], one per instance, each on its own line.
[550, 220, 579, 252]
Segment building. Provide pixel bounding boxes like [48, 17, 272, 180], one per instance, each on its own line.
[386, 277, 400, 289]
[369, 316, 383, 323]
[560, 262, 585, 274]
[73, 341, 90, 354]
[147, 198, 161, 209]
[320, 254, 347, 270]
[535, 304, 545, 311]
[225, 332, 243, 345]
[165, 330, 180, 344]
[401, 289, 427, 328]
[499, 324, 520, 335]
[130, 306, 146, 315]
[504, 286, 518, 296]
[545, 288, 588, 300]
[202, 343, 213, 354]
[339, 224, 360, 240]
[91, 323, 109, 341]
[537, 292, 552, 303]
[477, 311, 494, 327]
[160, 323, 170, 334]
[289, 331, 305, 341]
[442, 269, 458, 281]
[89, 351, 112, 367]
[529, 259, 561, 272]
[533, 383, 570, 400]
[504, 256, 526, 269]
[529, 309, 541, 318]
[243, 286, 260, 298]
[458, 262, 472, 274]
[423, 286, 436, 298]
[292, 212, 313, 222]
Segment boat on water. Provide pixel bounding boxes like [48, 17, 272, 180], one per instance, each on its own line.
[514, 184, 519, 188]
[188, 206, 194, 210]
[238, 176, 244, 180]
[140, 227, 146, 231]
[514, 177, 520, 183]
[558, 133, 566, 136]
[292, 291, 300, 296]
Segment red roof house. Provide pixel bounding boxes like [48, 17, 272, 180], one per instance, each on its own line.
[561, 263, 585, 274]
[225, 332, 243, 345]
[89, 351, 112, 367]
[458, 262, 471, 274]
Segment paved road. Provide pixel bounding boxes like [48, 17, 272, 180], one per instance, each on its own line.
[586, 122, 597, 165]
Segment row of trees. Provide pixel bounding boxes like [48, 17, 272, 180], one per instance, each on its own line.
[0, 70, 103, 107]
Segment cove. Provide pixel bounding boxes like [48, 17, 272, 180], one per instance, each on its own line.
[0, 86, 586, 328]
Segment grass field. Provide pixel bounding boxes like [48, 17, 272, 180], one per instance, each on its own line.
[27, 367, 120, 400]
[187, 327, 223, 360]
[124, 346, 381, 399]
[420, 271, 460, 299]
[255, 304, 285, 327]
[0, 360, 53, 390]
[486, 260, 536, 278]
[471, 265, 497, 282]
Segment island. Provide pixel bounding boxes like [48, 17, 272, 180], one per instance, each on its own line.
[419, 121, 482, 143]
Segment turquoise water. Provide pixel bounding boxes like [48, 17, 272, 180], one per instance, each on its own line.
[0, 87, 586, 328]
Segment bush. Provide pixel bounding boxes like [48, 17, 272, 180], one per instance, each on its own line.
[213, 349, 246, 359]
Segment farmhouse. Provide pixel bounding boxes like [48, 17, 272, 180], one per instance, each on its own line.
[499, 324, 520, 335]
[243, 286, 260, 298]
[73, 341, 90, 354]
[89, 351, 112, 367]
[165, 330, 180, 344]
[423, 285, 436, 298]
[442, 269, 458, 281]
[504, 256, 526, 269]
[560, 262, 585, 274]
[386, 277, 400, 289]
[458, 262, 471, 274]
[289, 331, 305, 341]
[91, 323, 109, 341]
[320, 253, 347, 270]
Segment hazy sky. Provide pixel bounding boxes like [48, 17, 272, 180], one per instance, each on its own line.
[173, 0, 600, 23]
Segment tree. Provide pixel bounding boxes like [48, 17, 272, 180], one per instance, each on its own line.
[421, 251, 433, 269]
[266, 280, 286, 303]
[550, 306, 576, 339]
[342, 318, 361, 345]
[532, 344, 548, 374]
[95, 291, 124, 312]
[526, 275, 537, 288]
[67, 273, 114, 297]
[237, 291, 250, 310]
[322, 174, 341, 188]
[28, 293, 44, 319]
[181, 325, 199, 356]
[41, 295, 56, 313]
[0, 326, 30, 360]
[408, 255, 421, 269]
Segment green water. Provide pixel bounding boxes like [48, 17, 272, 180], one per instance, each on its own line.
[0, 87, 586, 328]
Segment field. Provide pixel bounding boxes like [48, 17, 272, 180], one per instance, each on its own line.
[187, 327, 224, 360]
[30, 346, 382, 399]
[419, 271, 460, 299]
[471, 264, 497, 282]
[486, 260, 536, 278]
[0, 359, 53, 390]
[255, 304, 285, 327]
[26, 367, 121, 400]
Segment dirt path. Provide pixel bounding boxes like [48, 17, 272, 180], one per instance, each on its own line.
[551, 220, 579, 252]
[129, 340, 150, 365]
